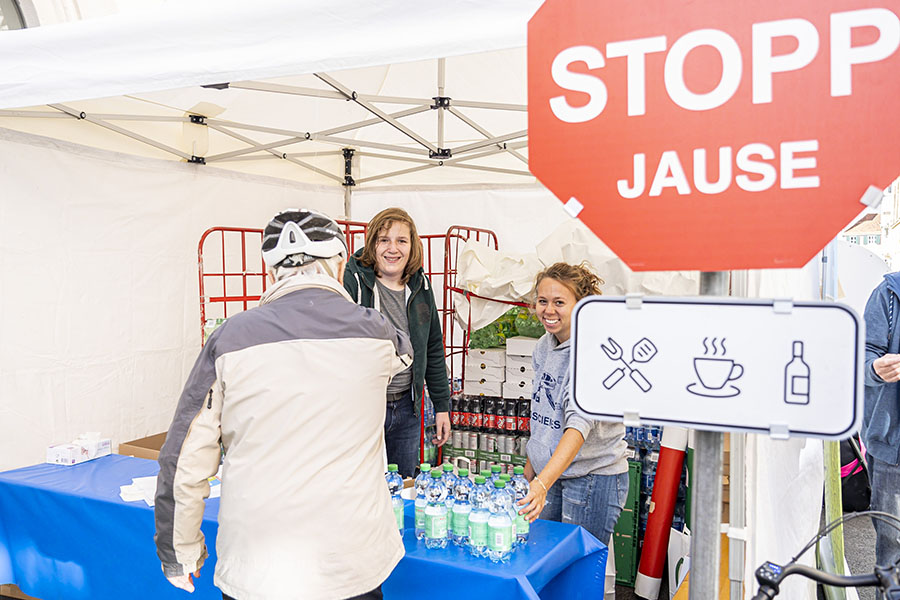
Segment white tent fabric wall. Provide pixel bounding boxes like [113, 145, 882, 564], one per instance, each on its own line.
[0, 127, 342, 470]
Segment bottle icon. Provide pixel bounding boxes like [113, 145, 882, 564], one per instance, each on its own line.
[784, 341, 810, 405]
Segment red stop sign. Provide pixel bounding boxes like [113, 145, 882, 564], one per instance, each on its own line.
[528, 0, 900, 271]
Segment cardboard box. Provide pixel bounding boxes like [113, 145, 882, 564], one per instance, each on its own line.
[468, 348, 506, 367]
[505, 370, 532, 387]
[506, 336, 539, 356]
[118, 432, 167, 460]
[506, 354, 533, 372]
[506, 363, 534, 379]
[0, 585, 38, 600]
[503, 380, 533, 399]
[46, 437, 112, 466]
[464, 363, 505, 382]
[464, 379, 503, 397]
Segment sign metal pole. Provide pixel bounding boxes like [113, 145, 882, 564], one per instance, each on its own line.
[689, 271, 728, 600]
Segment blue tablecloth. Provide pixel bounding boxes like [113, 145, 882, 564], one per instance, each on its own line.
[0, 455, 606, 599]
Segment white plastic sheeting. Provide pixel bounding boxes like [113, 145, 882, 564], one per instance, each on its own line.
[0, 127, 341, 470]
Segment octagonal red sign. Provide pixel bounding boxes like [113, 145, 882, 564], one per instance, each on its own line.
[528, 0, 900, 271]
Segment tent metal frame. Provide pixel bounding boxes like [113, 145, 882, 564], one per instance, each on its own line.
[0, 58, 531, 209]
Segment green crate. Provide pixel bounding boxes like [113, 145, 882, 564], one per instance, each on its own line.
[614, 459, 642, 586]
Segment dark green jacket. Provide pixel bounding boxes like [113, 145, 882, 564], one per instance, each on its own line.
[343, 250, 450, 415]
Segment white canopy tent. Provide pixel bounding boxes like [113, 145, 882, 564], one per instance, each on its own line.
[0, 2, 865, 597]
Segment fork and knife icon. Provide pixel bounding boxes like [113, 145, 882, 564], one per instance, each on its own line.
[601, 337, 657, 392]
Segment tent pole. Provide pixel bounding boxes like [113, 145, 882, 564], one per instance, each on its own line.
[447, 106, 529, 165]
[48, 104, 193, 161]
[315, 134, 428, 156]
[344, 185, 352, 220]
[437, 58, 446, 149]
[689, 271, 728, 600]
[316, 73, 439, 153]
[451, 130, 527, 155]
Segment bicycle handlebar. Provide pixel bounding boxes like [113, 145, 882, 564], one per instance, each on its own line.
[751, 561, 899, 599]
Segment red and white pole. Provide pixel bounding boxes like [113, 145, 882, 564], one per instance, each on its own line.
[634, 426, 688, 599]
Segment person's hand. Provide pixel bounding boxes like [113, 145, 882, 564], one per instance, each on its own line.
[433, 412, 451, 446]
[166, 570, 200, 592]
[518, 477, 548, 523]
[874, 354, 900, 382]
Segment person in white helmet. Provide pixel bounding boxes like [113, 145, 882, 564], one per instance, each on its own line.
[155, 208, 412, 600]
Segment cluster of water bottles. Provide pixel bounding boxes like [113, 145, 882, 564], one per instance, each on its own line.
[385, 462, 531, 563]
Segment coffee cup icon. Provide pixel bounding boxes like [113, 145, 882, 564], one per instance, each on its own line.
[688, 357, 743, 398]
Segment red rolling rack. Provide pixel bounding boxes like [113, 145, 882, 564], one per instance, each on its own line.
[197, 221, 502, 466]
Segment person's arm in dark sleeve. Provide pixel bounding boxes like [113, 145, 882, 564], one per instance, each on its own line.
[424, 297, 450, 414]
[864, 282, 891, 387]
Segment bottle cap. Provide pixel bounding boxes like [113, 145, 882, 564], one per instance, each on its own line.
[387, 464, 398, 472]
[443, 464, 454, 472]
[458, 468, 469, 477]
[494, 480, 506, 488]
[420, 463, 431, 472]
[491, 465, 502, 473]
[475, 475, 486, 484]
[431, 469, 442, 478]
[514, 466, 524, 474]
[500, 474, 511, 481]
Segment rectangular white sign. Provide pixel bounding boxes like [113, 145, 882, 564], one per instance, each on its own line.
[571, 296, 862, 439]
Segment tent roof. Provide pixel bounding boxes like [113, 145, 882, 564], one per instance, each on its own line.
[0, 1, 542, 188]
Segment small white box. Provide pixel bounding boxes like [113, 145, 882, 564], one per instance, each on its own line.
[465, 363, 505, 382]
[506, 364, 534, 380]
[47, 438, 112, 466]
[506, 354, 533, 373]
[506, 336, 539, 356]
[465, 379, 503, 397]
[503, 380, 534, 399]
[505, 371, 533, 387]
[468, 348, 507, 367]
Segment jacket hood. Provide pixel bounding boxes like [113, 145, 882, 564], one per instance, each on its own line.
[259, 273, 353, 306]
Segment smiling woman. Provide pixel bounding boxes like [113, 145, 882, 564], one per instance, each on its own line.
[518, 261, 630, 552]
[343, 208, 451, 478]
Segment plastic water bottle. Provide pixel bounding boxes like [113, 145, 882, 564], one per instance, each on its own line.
[499, 474, 517, 549]
[385, 463, 404, 533]
[441, 463, 458, 510]
[414, 463, 432, 540]
[424, 468, 449, 549]
[511, 466, 530, 545]
[450, 468, 474, 546]
[486, 480, 514, 563]
[488, 464, 503, 485]
[468, 475, 491, 557]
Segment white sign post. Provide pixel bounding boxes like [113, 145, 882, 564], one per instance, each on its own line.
[571, 295, 862, 439]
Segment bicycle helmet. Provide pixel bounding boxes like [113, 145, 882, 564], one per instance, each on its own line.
[261, 209, 347, 268]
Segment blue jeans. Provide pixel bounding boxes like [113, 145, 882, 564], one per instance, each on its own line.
[870, 456, 900, 599]
[540, 471, 629, 546]
[384, 391, 419, 478]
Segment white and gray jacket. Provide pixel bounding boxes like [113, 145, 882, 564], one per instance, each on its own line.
[154, 274, 412, 600]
